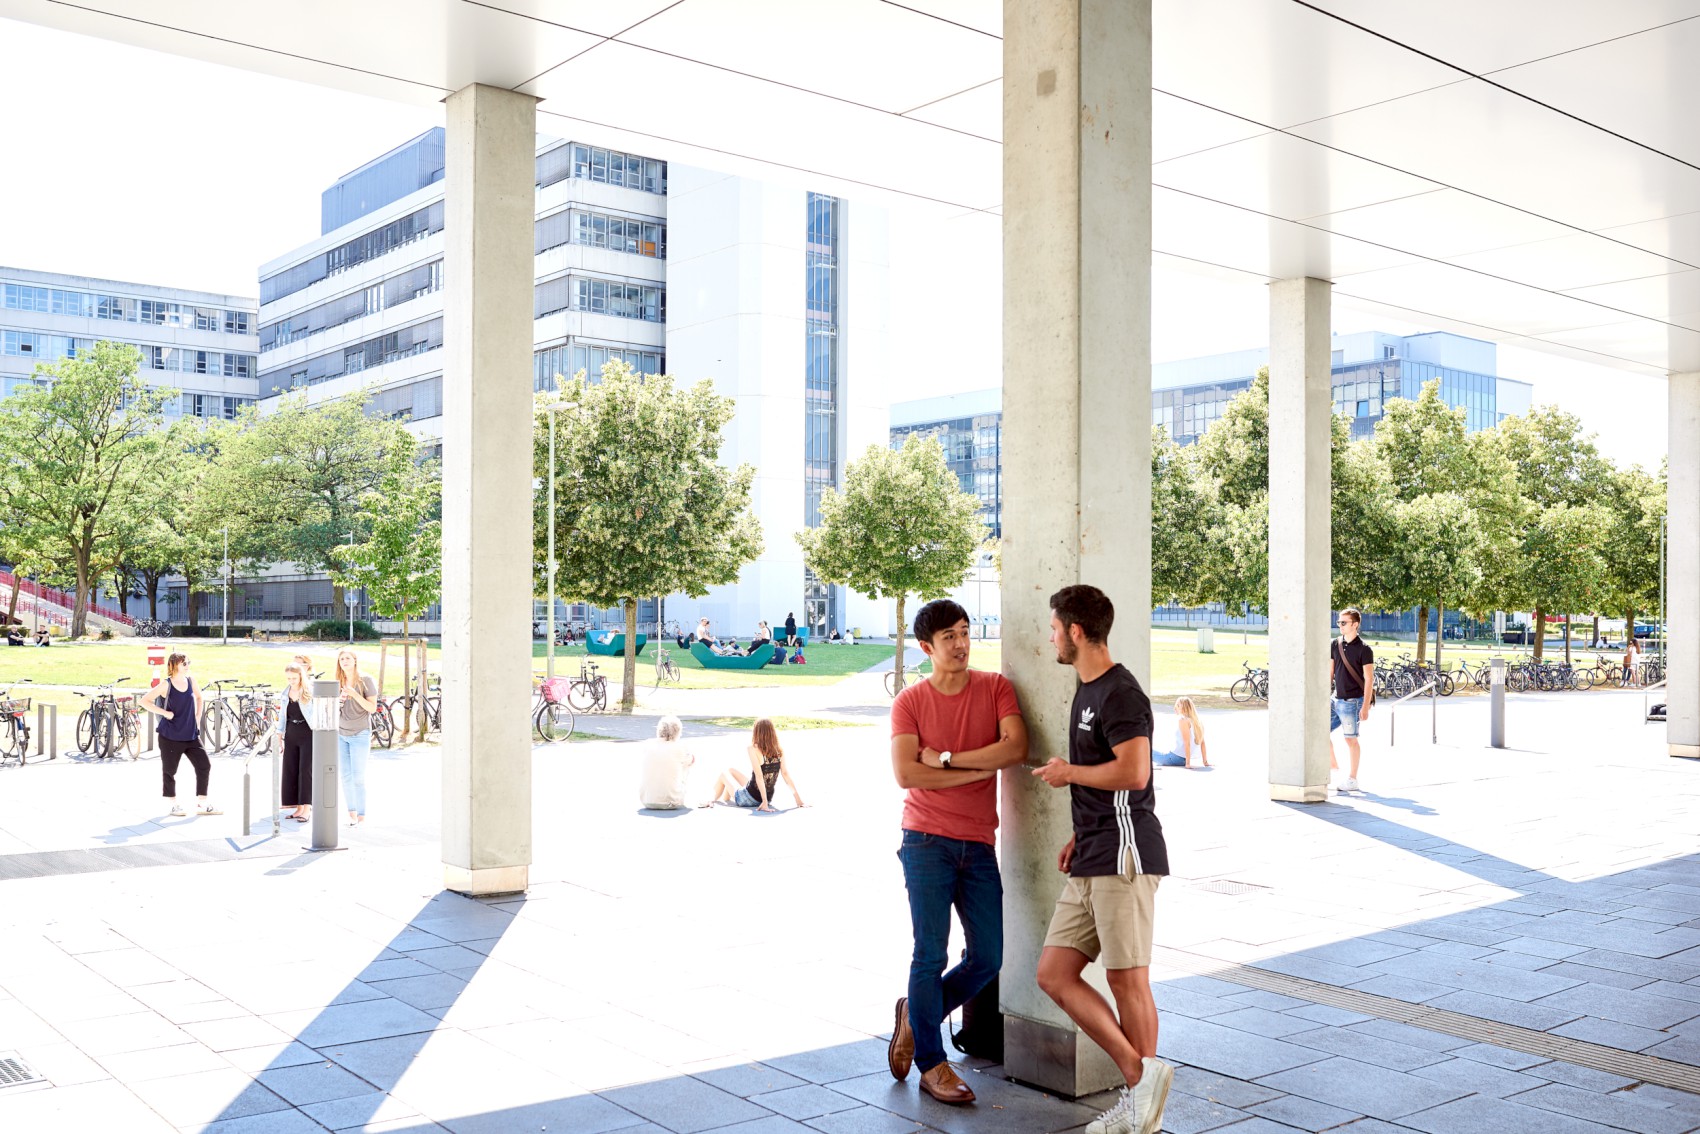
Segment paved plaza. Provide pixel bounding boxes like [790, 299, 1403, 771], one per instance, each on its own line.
[1, 682, 1698, 1132]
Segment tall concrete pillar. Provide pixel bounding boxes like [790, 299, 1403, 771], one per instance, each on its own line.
[1266, 278, 1332, 801]
[1001, 0, 1150, 1098]
[1670, 372, 1699, 758]
[440, 84, 537, 895]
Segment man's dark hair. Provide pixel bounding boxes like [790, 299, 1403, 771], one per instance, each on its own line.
[1051, 585, 1114, 644]
[1339, 608, 1361, 625]
[913, 599, 971, 643]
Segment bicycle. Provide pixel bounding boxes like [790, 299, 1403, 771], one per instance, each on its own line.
[1229, 661, 1269, 703]
[884, 658, 932, 698]
[372, 699, 395, 749]
[198, 680, 244, 753]
[232, 684, 277, 750]
[75, 679, 139, 760]
[652, 646, 681, 688]
[133, 618, 172, 638]
[568, 660, 609, 713]
[0, 690, 31, 764]
[532, 674, 576, 742]
[389, 674, 441, 733]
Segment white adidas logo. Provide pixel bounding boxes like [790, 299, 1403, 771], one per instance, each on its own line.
[1078, 707, 1095, 731]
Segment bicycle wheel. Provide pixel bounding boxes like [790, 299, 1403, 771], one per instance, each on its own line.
[884, 669, 902, 697]
[1229, 677, 1253, 703]
[1255, 675, 1269, 701]
[665, 660, 680, 684]
[537, 702, 575, 742]
[238, 709, 266, 748]
[118, 712, 140, 760]
[372, 703, 394, 749]
[1438, 674, 1455, 697]
[201, 702, 230, 753]
[159, 622, 172, 638]
[566, 679, 598, 713]
[0, 718, 18, 761]
[94, 711, 114, 759]
[427, 696, 441, 730]
[76, 708, 95, 754]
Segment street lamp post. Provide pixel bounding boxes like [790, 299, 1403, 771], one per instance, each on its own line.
[346, 530, 356, 644]
[541, 400, 579, 680]
[221, 525, 230, 646]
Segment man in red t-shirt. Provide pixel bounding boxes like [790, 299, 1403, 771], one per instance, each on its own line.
[886, 599, 1027, 1105]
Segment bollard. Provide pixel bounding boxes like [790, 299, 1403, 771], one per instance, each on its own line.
[35, 703, 56, 760]
[145, 711, 156, 757]
[307, 679, 343, 851]
[243, 762, 251, 836]
[1490, 658, 1505, 748]
[271, 727, 281, 837]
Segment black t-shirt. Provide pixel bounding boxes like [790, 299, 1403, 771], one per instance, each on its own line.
[1068, 664, 1168, 878]
[1331, 637, 1375, 700]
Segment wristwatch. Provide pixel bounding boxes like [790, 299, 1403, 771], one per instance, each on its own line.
[940, 750, 953, 767]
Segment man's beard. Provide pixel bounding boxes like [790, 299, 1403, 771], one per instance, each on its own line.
[1055, 638, 1076, 666]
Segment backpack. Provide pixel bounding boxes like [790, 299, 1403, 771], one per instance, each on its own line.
[789, 648, 806, 665]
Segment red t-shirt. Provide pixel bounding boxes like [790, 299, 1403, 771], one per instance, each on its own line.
[890, 670, 1023, 845]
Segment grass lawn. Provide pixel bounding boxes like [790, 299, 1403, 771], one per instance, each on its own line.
[532, 641, 903, 689]
[693, 715, 863, 730]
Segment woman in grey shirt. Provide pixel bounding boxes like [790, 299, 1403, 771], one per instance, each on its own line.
[335, 648, 380, 826]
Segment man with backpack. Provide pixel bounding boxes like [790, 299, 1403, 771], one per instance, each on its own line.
[1328, 608, 1375, 794]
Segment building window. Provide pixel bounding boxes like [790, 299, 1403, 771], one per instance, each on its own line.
[534, 340, 663, 390]
[538, 143, 667, 194]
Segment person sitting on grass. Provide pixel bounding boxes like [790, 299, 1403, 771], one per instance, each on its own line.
[34, 627, 50, 647]
[1151, 696, 1210, 768]
[702, 718, 807, 812]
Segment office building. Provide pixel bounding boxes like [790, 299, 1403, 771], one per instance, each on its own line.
[889, 389, 1003, 538]
[0, 267, 257, 417]
[245, 131, 889, 637]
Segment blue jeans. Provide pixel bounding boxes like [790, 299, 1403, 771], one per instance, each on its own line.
[337, 730, 370, 816]
[897, 830, 1003, 1074]
[1329, 697, 1364, 738]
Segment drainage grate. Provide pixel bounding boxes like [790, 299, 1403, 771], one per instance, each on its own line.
[1155, 946, 1700, 1095]
[0, 1054, 44, 1089]
[1192, 879, 1270, 896]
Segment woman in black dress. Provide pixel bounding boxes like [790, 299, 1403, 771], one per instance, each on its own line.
[278, 663, 314, 822]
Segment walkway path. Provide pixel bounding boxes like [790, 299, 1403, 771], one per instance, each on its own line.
[0, 686, 1695, 1132]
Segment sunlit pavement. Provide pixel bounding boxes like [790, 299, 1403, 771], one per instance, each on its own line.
[1, 686, 1698, 1132]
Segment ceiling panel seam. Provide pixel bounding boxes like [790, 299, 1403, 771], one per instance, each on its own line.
[508, 0, 690, 91]
[1477, 12, 1700, 77]
[900, 76, 999, 119]
[876, 0, 1000, 40]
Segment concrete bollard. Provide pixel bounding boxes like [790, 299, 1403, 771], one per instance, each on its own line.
[1490, 658, 1505, 749]
[307, 680, 343, 852]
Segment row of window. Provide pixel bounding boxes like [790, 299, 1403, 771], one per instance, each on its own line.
[536, 208, 666, 260]
[259, 260, 442, 351]
[260, 201, 445, 306]
[804, 193, 840, 531]
[533, 340, 664, 391]
[2, 284, 253, 335]
[537, 144, 667, 195]
[534, 276, 666, 322]
[0, 330, 255, 377]
[257, 317, 443, 396]
[369, 375, 443, 423]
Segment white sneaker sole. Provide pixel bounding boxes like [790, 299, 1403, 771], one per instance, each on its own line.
[1138, 1062, 1173, 1134]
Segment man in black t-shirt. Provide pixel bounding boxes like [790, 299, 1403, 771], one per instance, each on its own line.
[1327, 608, 1375, 793]
[1031, 585, 1172, 1134]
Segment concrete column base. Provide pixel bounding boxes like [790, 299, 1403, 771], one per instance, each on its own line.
[1671, 744, 1700, 759]
[1269, 783, 1328, 803]
[444, 863, 528, 897]
[1001, 1013, 1122, 1098]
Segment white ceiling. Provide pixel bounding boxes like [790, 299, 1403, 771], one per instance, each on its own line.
[8, 0, 1700, 374]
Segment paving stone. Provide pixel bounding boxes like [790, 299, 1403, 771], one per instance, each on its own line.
[601, 1075, 775, 1133]
[256, 1060, 376, 1105]
[126, 1066, 292, 1126]
[360, 973, 468, 1012]
[355, 959, 436, 983]
[1154, 1088, 1252, 1134]
[1283, 1004, 1373, 1028]
[1522, 1061, 1637, 1093]
[1287, 938, 1414, 969]
[1418, 941, 1497, 961]
[1202, 1119, 1307, 1132]
[1154, 984, 1243, 1020]
[95, 1040, 228, 1082]
[1211, 1007, 1323, 1039]
[761, 1040, 896, 1086]
[265, 999, 441, 1048]
[1543, 962, 1663, 990]
[1221, 990, 1313, 1013]
[1450, 1042, 1551, 1071]
[689, 1061, 811, 1098]
[1509, 1082, 1700, 1134]
[1499, 937, 1594, 961]
[1284, 1026, 1448, 1072]
[827, 1068, 1095, 1134]
[1158, 1014, 1330, 1082]
[193, 1111, 330, 1134]
[1481, 950, 1565, 972]
[222, 1041, 324, 1073]
[1360, 951, 1582, 1002]
[0, 1079, 177, 1133]
[1551, 1015, 1673, 1051]
[706, 1118, 816, 1134]
[1395, 1094, 1621, 1134]
[298, 1089, 422, 1130]
[1344, 975, 1454, 1003]
[1171, 1066, 1284, 1110]
[1425, 989, 1585, 1031]
[751, 1084, 863, 1120]
[1635, 980, 1700, 1005]
[1410, 1055, 1549, 1098]
[1345, 1019, 1473, 1054]
[1253, 953, 1370, 988]
[1533, 983, 1700, 1030]
[1642, 1031, 1700, 1064]
[1245, 1092, 1365, 1131]
[803, 1106, 929, 1134]
[1252, 1057, 1469, 1121]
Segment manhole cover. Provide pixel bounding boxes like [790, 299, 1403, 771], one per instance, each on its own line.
[0, 1054, 44, 1089]
[1193, 879, 1269, 896]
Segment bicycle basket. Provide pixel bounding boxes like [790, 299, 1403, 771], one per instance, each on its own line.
[541, 677, 572, 704]
[0, 697, 28, 715]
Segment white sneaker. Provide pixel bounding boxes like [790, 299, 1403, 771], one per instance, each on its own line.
[168, 804, 185, 817]
[1130, 1057, 1172, 1134]
[1085, 1086, 1138, 1134]
[1344, 777, 1360, 792]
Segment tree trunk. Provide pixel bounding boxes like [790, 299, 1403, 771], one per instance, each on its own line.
[1592, 613, 1600, 649]
[1532, 605, 1545, 661]
[5, 574, 19, 626]
[188, 588, 200, 629]
[1626, 606, 1636, 653]
[1563, 617, 1572, 666]
[894, 594, 908, 692]
[621, 600, 638, 711]
[400, 635, 414, 744]
[72, 545, 92, 638]
[1415, 603, 1430, 664]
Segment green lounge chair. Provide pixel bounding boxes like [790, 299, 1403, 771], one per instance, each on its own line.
[689, 641, 776, 670]
[586, 631, 647, 656]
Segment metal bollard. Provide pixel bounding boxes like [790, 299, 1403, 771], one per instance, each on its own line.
[271, 727, 281, 837]
[145, 711, 156, 756]
[1490, 658, 1505, 748]
[307, 680, 343, 852]
[35, 703, 56, 760]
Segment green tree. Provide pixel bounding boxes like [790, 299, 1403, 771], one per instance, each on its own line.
[1150, 426, 1212, 608]
[209, 390, 393, 599]
[1388, 492, 1481, 658]
[1522, 503, 1610, 665]
[334, 431, 442, 641]
[1195, 367, 1269, 509]
[0, 341, 166, 635]
[1598, 463, 1665, 642]
[796, 434, 983, 692]
[536, 363, 763, 709]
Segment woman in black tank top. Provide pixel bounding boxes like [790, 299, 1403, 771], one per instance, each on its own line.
[704, 718, 808, 811]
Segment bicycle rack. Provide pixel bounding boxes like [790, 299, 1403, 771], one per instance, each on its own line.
[1386, 680, 1438, 747]
[34, 703, 55, 762]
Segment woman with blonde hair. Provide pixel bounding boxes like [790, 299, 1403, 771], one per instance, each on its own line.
[1153, 696, 1210, 769]
[277, 663, 314, 821]
[335, 648, 380, 825]
[704, 718, 807, 812]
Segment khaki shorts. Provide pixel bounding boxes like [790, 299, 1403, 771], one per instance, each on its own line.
[1044, 873, 1161, 969]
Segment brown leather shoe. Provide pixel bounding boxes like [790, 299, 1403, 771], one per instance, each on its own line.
[919, 1062, 975, 1105]
[888, 997, 914, 1080]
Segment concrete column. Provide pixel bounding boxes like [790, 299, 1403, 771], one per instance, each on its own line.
[1266, 278, 1332, 801]
[1001, 0, 1150, 1098]
[440, 84, 537, 896]
[1670, 372, 1699, 758]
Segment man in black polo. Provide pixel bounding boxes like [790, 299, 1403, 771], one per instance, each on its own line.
[1328, 608, 1375, 793]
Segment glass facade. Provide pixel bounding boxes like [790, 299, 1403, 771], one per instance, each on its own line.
[803, 192, 841, 636]
[2, 328, 254, 378]
[889, 414, 1002, 537]
[533, 340, 664, 391]
[321, 127, 445, 235]
[535, 208, 666, 259]
[259, 259, 441, 351]
[4, 283, 249, 332]
[369, 375, 442, 422]
[536, 144, 668, 195]
[257, 316, 443, 396]
[533, 275, 665, 322]
[261, 201, 445, 305]
[1153, 378, 1252, 446]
